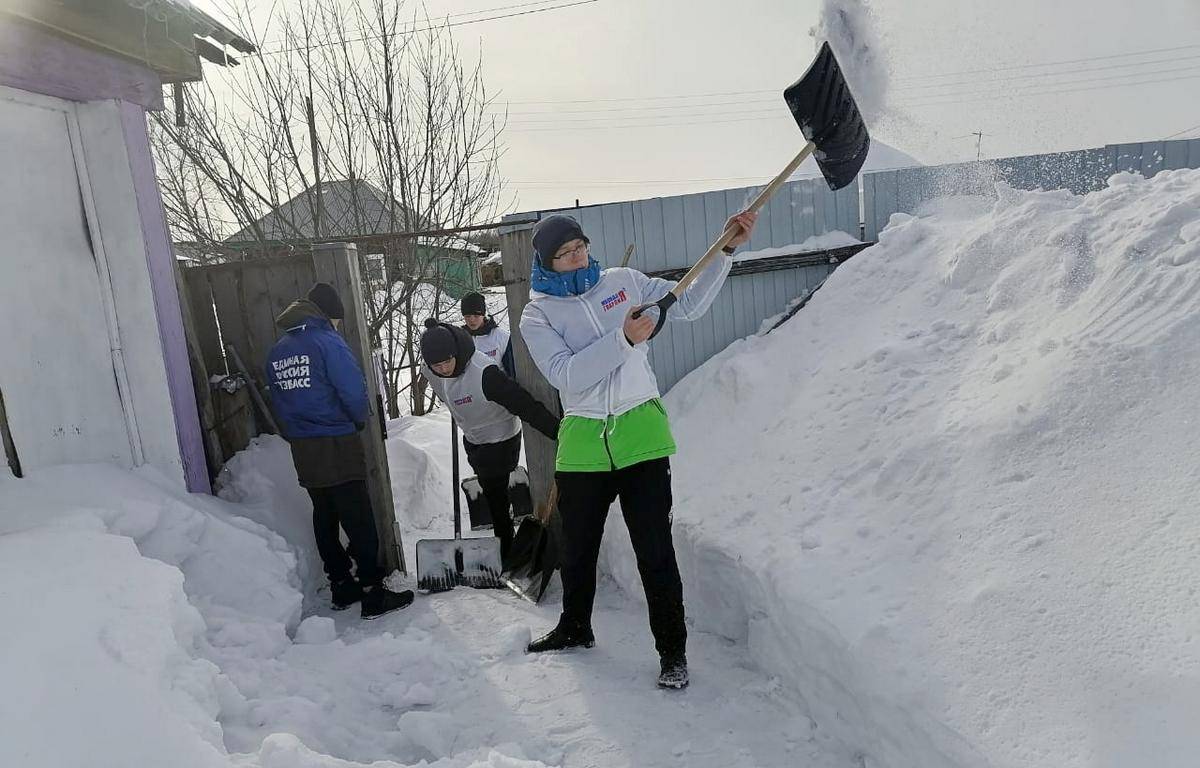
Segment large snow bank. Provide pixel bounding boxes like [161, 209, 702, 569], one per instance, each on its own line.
[604, 168, 1200, 767]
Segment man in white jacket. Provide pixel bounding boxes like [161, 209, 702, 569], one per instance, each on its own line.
[519, 210, 757, 689]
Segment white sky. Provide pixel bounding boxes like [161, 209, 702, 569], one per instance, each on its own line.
[193, 0, 1200, 215]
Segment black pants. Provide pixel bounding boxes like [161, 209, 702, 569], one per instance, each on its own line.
[307, 479, 383, 587]
[556, 457, 686, 659]
[465, 433, 522, 560]
[477, 474, 515, 559]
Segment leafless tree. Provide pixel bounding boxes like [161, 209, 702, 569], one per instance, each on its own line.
[152, 0, 508, 416]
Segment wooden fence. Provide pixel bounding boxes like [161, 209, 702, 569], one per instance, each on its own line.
[180, 243, 403, 573]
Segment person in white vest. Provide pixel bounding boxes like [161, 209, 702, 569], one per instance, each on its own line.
[460, 291, 515, 377]
[519, 209, 757, 689]
[419, 319, 559, 561]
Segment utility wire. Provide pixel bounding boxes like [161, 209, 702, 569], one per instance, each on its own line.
[257, 0, 600, 56]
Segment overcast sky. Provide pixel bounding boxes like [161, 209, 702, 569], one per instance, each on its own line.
[194, 0, 1200, 215]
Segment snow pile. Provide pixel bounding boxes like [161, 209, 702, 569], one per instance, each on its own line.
[0, 463, 551, 767]
[604, 168, 1200, 767]
[216, 434, 322, 598]
[0, 464, 300, 767]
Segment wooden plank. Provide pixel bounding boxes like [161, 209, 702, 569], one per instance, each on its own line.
[312, 243, 403, 574]
[207, 269, 248, 376]
[173, 260, 224, 481]
[182, 268, 225, 376]
[238, 264, 278, 382]
[500, 225, 559, 513]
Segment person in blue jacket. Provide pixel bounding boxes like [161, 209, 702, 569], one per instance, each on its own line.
[265, 283, 412, 619]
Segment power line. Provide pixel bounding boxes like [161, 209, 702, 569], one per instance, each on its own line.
[500, 67, 1200, 130]
[502, 59, 1200, 116]
[254, 0, 569, 50]
[511, 174, 777, 187]
[496, 42, 1200, 107]
[891, 42, 1200, 81]
[505, 106, 784, 126]
[257, 0, 600, 56]
[900, 71, 1200, 109]
[498, 61, 1200, 122]
[893, 53, 1200, 92]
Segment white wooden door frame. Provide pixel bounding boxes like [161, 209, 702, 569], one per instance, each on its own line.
[0, 84, 144, 466]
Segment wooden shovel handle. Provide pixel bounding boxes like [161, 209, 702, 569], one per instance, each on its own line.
[631, 141, 817, 340]
[673, 140, 817, 296]
[535, 481, 559, 525]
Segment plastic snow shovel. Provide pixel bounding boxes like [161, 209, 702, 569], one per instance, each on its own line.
[632, 41, 870, 339]
[502, 481, 561, 603]
[416, 418, 504, 592]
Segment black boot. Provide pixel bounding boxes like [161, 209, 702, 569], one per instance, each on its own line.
[361, 585, 414, 619]
[657, 654, 688, 689]
[330, 578, 364, 611]
[526, 619, 595, 653]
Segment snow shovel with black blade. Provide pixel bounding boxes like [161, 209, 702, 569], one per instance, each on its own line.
[633, 41, 871, 339]
[416, 418, 504, 592]
[501, 481, 561, 603]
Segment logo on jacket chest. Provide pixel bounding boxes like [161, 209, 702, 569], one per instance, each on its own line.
[600, 289, 628, 312]
[454, 395, 473, 406]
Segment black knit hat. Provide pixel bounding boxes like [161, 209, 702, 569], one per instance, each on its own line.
[532, 214, 589, 267]
[421, 319, 474, 376]
[306, 282, 345, 320]
[461, 291, 487, 316]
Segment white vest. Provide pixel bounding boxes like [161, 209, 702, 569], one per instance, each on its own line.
[424, 353, 520, 445]
[471, 324, 509, 364]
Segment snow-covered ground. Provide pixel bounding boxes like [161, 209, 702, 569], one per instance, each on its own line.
[0, 410, 848, 767]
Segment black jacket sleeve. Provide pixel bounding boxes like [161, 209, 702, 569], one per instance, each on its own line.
[481, 365, 559, 440]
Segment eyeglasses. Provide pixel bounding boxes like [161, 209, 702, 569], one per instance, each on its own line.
[553, 241, 588, 260]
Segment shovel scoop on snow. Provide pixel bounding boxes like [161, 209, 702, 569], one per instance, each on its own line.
[633, 41, 870, 338]
[416, 418, 504, 592]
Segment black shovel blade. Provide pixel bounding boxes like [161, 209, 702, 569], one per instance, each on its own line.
[784, 41, 871, 191]
[501, 516, 561, 603]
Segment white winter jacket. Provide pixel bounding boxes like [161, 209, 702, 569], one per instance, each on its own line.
[520, 257, 732, 419]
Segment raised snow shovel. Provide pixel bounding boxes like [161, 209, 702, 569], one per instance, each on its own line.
[416, 418, 504, 592]
[632, 41, 870, 339]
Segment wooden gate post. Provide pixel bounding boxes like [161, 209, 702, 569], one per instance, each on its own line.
[499, 222, 559, 510]
[312, 242, 405, 574]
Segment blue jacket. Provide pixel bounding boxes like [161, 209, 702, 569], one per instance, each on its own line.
[265, 300, 369, 439]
